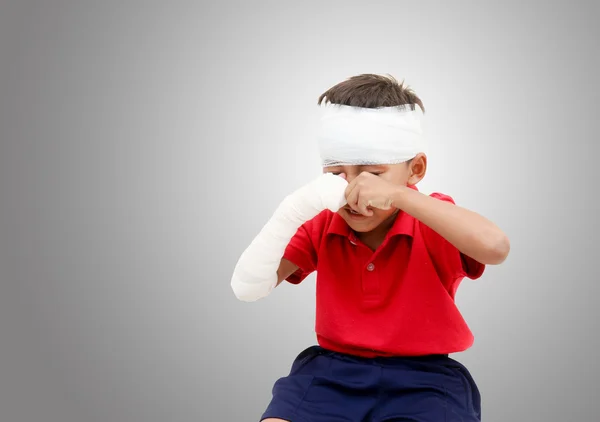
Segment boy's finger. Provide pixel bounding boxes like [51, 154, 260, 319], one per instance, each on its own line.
[357, 198, 371, 216]
[345, 186, 360, 212]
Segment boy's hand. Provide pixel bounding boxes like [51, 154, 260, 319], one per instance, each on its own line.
[343, 172, 401, 216]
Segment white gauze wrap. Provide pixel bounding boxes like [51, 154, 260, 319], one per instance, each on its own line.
[231, 173, 348, 302]
[317, 103, 425, 167]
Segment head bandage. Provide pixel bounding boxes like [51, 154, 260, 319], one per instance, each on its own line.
[317, 103, 425, 167]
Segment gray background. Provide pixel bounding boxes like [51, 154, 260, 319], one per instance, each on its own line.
[1, 1, 598, 421]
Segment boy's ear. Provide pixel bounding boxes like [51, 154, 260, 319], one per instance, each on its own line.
[407, 153, 427, 185]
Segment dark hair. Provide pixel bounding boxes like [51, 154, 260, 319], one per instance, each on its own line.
[317, 73, 424, 112]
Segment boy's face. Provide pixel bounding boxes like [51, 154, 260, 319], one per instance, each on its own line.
[323, 154, 426, 233]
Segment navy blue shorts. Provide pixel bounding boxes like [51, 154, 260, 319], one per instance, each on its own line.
[261, 345, 481, 422]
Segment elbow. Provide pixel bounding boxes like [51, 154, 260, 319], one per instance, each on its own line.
[482, 232, 510, 265]
[230, 274, 273, 302]
[231, 284, 256, 303]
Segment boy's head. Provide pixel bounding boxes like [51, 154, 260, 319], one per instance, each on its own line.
[317, 74, 427, 233]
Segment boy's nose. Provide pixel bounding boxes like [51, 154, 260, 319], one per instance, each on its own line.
[344, 172, 361, 183]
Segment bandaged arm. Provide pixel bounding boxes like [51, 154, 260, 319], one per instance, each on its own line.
[231, 173, 348, 302]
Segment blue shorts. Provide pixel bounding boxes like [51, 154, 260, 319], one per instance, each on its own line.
[261, 345, 481, 422]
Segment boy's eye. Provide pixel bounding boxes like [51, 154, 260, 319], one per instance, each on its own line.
[327, 171, 382, 176]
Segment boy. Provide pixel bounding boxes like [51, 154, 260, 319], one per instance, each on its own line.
[231, 74, 510, 422]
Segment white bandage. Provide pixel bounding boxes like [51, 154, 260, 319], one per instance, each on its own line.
[231, 173, 348, 302]
[317, 103, 425, 167]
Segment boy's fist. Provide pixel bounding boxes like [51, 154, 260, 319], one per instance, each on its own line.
[344, 172, 400, 216]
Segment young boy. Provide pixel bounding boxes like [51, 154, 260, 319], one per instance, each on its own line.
[231, 74, 510, 422]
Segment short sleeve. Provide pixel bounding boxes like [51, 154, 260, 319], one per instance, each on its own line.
[282, 220, 319, 285]
[419, 193, 485, 291]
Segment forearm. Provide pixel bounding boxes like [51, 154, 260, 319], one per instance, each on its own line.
[230, 173, 347, 302]
[392, 186, 510, 265]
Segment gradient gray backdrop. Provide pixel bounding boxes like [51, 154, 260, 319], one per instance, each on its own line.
[1, 1, 598, 421]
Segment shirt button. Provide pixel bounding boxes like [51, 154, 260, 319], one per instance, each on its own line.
[366, 263, 375, 271]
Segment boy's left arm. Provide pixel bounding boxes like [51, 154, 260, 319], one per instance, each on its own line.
[391, 186, 510, 265]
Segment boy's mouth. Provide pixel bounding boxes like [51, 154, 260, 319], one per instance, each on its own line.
[343, 207, 369, 219]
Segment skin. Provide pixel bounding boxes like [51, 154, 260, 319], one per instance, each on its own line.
[327, 157, 420, 251]
[275, 153, 510, 288]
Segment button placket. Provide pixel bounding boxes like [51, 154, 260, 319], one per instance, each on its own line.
[363, 260, 379, 297]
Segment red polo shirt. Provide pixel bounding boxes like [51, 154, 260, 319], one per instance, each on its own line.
[282, 191, 485, 358]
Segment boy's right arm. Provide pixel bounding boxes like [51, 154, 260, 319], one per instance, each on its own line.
[276, 258, 300, 287]
[230, 173, 347, 302]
